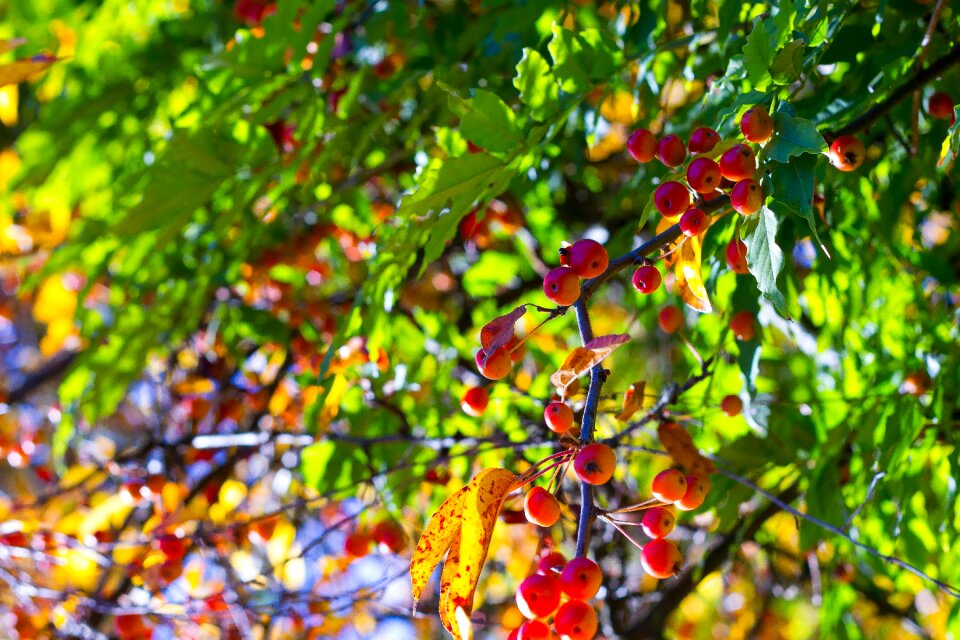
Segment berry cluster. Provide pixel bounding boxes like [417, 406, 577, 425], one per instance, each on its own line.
[508, 552, 603, 640]
[543, 239, 610, 307]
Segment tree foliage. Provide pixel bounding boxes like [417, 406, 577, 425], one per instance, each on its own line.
[1, 0, 960, 638]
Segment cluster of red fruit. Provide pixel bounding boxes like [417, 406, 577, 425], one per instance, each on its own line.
[542, 239, 609, 306]
[508, 552, 603, 640]
[342, 519, 407, 558]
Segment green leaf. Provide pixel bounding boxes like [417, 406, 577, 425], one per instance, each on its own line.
[548, 25, 622, 93]
[763, 104, 826, 163]
[766, 153, 826, 251]
[446, 87, 523, 153]
[770, 39, 805, 85]
[742, 21, 776, 90]
[302, 439, 367, 494]
[741, 206, 789, 317]
[514, 48, 560, 121]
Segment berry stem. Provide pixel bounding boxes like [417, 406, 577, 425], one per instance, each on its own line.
[509, 310, 560, 353]
[605, 498, 671, 515]
[598, 514, 645, 552]
[516, 451, 576, 487]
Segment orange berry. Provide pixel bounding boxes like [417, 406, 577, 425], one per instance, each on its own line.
[559, 557, 603, 600]
[675, 475, 707, 511]
[658, 305, 684, 334]
[460, 386, 489, 416]
[524, 487, 562, 527]
[553, 599, 598, 640]
[721, 395, 742, 417]
[641, 506, 676, 539]
[544, 402, 574, 433]
[516, 573, 561, 619]
[641, 538, 682, 579]
[651, 468, 687, 503]
[573, 443, 616, 485]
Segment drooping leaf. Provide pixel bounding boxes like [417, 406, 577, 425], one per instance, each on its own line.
[741, 206, 789, 317]
[675, 235, 712, 313]
[0, 56, 57, 87]
[480, 306, 526, 356]
[616, 381, 646, 422]
[764, 105, 826, 163]
[410, 484, 470, 606]
[658, 421, 716, 478]
[445, 86, 523, 153]
[741, 20, 776, 90]
[551, 334, 630, 394]
[514, 48, 559, 121]
[767, 153, 827, 253]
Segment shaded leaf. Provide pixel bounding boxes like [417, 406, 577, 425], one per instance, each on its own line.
[0, 56, 57, 87]
[767, 153, 827, 254]
[742, 21, 775, 90]
[741, 206, 789, 317]
[675, 235, 712, 313]
[658, 421, 716, 477]
[446, 86, 523, 153]
[616, 381, 645, 422]
[514, 48, 559, 121]
[764, 105, 825, 163]
[480, 306, 526, 359]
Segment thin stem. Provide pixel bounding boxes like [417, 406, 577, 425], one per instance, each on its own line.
[573, 299, 605, 558]
[605, 498, 670, 515]
[599, 514, 645, 552]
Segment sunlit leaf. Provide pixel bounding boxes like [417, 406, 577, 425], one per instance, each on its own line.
[675, 235, 712, 313]
[550, 334, 630, 394]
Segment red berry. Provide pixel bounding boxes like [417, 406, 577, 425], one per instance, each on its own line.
[543, 266, 581, 306]
[537, 551, 567, 575]
[344, 530, 371, 557]
[641, 538, 682, 579]
[657, 134, 686, 167]
[476, 347, 512, 380]
[675, 475, 707, 511]
[461, 387, 489, 417]
[725, 238, 749, 274]
[679, 208, 709, 237]
[114, 614, 148, 640]
[559, 557, 603, 600]
[157, 534, 187, 561]
[632, 265, 662, 294]
[654, 181, 692, 218]
[688, 127, 720, 153]
[828, 135, 865, 172]
[564, 239, 609, 278]
[524, 486, 562, 527]
[544, 402, 574, 433]
[730, 179, 763, 215]
[573, 443, 616, 485]
[658, 305, 684, 334]
[740, 106, 774, 143]
[927, 92, 954, 120]
[553, 600, 598, 640]
[641, 507, 676, 539]
[517, 620, 552, 640]
[651, 468, 687, 502]
[721, 395, 742, 417]
[627, 129, 658, 162]
[371, 520, 407, 554]
[516, 573, 562, 619]
[719, 144, 756, 181]
[507, 629, 520, 640]
[730, 310, 756, 341]
[686, 157, 721, 194]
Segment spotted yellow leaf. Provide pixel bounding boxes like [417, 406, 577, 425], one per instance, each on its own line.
[675, 234, 712, 313]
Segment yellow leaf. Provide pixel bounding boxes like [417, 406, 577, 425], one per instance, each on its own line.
[657, 421, 716, 477]
[171, 375, 215, 395]
[0, 57, 57, 87]
[411, 484, 470, 605]
[218, 479, 247, 512]
[0, 85, 17, 127]
[318, 374, 348, 430]
[439, 468, 516, 638]
[675, 235, 712, 313]
[616, 381, 646, 421]
[550, 334, 630, 395]
[656, 215, 682, 268]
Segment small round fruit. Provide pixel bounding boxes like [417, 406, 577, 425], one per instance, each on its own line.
[679, 208, 709, 237]
[516, 573, 562, 619]
[543, 266, 581, 306]
[461, 387, 489, 417]
[476, 347, 512, 380]
[627, 129, 658, 163]
[641, 506, 676, 539]
[641, 538, 683, 579]
[657, 134, 686, 167]
[524, 486, 562, 527]
[828, 135, 865, 172]
[632, 265, 662, 294]
[730, 311, 756, 341]
[927, 91, 954, 120]
[371, 520, 407, 554]
[740, 106, 774, 143]
[675, 475, 706, 511]
[719, 144, 757, 181]
[544, 402, 575, 433]
[725, 238, 749, 274]
[537, 551, 567, 575]
[686, 157, 721, 194]
[688, 127, 720, 153]
[517, 620, 552, 640]
[658, 305, 684, 334]
[344, 530, 371, 557]
[654, 181, 692, 217]
[903, 371, 931, 397]
[730, 179, 763, 215]
[565, 239, 609, 278]
[553, 600, 598, 640]
[573, 443, 616, 485]
[559, 557, 603, 600]
[651, 468, 687, 502]
[721, 395, 742, 417]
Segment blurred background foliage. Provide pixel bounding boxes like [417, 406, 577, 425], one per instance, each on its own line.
[0, 0, 959, 638]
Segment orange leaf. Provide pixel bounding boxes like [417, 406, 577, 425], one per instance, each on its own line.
[0, 57, 57, 87]
[0, 39, 27, 55]
[171, 375, 215, 395]
[550, 334, 629, 394]
[616, 381, 646, 421]
[480, 306, 525, 356]
[411, 483, 468, 607]
[657, 421, 716, 477]
[438, 468, 516, 638]
[675, 235, 712, 313]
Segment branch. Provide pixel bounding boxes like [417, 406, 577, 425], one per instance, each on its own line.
[572, 299, 604, 558]
[832, 43, 960, 139]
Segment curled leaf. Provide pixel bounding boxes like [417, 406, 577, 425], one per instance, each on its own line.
[616, 381, 646, 421]
[675, 235, 712, 313]
[480, 306, 526, 357]
[657, 421, 716, 477]
[550, 334, 630, 393]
